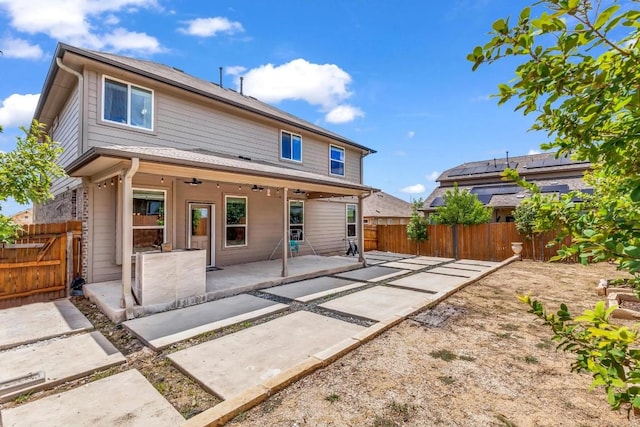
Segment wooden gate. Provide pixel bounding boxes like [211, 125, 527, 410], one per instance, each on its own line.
[0, 221, 82, 309]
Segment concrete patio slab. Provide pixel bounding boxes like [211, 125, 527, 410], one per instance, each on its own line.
[441, 263, 489, 272]
[263, 277, 368, 302]
[457, 259, 501, 267]
[393, 257, 443, 266]
[0, 331, 126, 402]
[85, 255, 362, 323]
[335, 265, 409, 282]
[387, 272, 467, 294]
[318, 286, 434, 321]
[380, 261, 428, 271]
[362, 258, 387, 265]
[413, 256, 455, 262]
[1, 369, 184, 427]
[428, 266, 478, 278]
[168, 311, 363, 400]
[365, 251, 413, 259]
[0, 300, 93, 351]
[123, 294, 289, 351]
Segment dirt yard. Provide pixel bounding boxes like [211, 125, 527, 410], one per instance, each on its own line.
[229, 261, 639, 427]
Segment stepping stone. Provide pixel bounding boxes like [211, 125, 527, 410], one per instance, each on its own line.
[319, 286, 434, 321]
[428, 266, 477, 278]
[387, 272, 467, 294]
[0, 331, 125, 403]
[0, 300, 93, 350]
[1, 369, 184, 427]
[123, 294, 288, 350]
[380, 261, 427, 271]
[395, 258, 443, 266]
[363, 258, 387, 265]
[457, 259, 501, 267]
[441, 263, 488, 272]
[264, 277, 367, 302]
[168, 311, 363, 399]
[413, 256, 455, 262]
[336, 266, 409, 282]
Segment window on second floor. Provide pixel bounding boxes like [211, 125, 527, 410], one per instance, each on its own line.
[281, 131, 302, 162]
[103, 76, 153, 130]
[330, 145, 345, 176]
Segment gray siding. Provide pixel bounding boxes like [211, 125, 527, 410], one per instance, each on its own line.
[50, 83, 82, 195]
[305, 199, 349, 255]
[84, 69, 363, 184]
[91, 182, 119, 282]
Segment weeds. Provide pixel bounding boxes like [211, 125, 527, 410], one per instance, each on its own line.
[499, 323, 520, 331]
[524, 355, 539, 364]
[429, 349, 457, 362]
[325, 393, 340, 403]
[439, 375, 456, 385]
[14, 391, 33, 404]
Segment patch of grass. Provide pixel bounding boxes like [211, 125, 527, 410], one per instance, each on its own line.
[495, 332, 513, 339]
[495, 413, 518, 427]
[325, 392, 340, 403]
[232, 411, 248, 422]
[155, 381, 167, 394]
[373, 416, 399, 427]
[14, 391, 33, 404]
[499, 323, 520, 331]
[438, 375, 456, 385]
[459, 354, 476, 362]
[262, 396, 283, 413]
[90, 367, 117, 382]
[429, 349, 457, 362]
[535, 339, 553, 350]
[524, 355, 539, 364]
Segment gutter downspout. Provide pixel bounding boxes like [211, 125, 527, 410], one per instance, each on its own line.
[55, 58, 84, 156]
[121, 158, 139, 320]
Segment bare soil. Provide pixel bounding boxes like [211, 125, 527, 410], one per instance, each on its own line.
[230, 261, 640, 427]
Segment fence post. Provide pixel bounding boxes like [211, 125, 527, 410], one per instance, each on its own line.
[452, 224, 458, 260]
[66, 231, 73, 297]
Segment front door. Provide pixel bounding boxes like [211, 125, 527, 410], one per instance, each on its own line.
[188, 203, 215, 267]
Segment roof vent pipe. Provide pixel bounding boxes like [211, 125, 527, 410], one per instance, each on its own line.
[219, 66, 223, 88]
[506, 151, 509, 167]
[240, 76, 244, 95]
[493, 158, 497, 167]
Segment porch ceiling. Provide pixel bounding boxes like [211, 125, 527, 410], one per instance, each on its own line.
[67, 146, 377, 196]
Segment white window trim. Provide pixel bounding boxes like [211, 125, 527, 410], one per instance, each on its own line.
[329, 144, 346, 177]
[280, 130, 303, 163]
[346, 203, 357, 238]
[289, 200, 304, 241]
[132, 188, 166, 250]
[102, 75, 154, 131]
[225, 195, 248, 248]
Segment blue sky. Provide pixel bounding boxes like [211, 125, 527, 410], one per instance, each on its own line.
[0, 0, 546, 215]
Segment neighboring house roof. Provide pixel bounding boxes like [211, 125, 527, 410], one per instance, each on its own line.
[36, 43, 376, 156]
[363, 192, 413, 218]
[423, 152, 591, 212]
[10, 209, 33, 225]
[67, 145, 376, 194]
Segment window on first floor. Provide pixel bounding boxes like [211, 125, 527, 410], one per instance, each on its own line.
[281, 130, 302, 162]
[330, 145, 345, 176]
[103, 76, 153, 130]
[289, 200, 304, 241]
[132, 189, 165, 253]
[225, 195, 247, 247]
[347, 203, 357, 238]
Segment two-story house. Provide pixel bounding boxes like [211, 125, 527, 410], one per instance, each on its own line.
[422, 152, 591, 222]
[33, 43, 376, 309]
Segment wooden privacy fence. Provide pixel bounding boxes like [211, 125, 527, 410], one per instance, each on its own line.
[364, 224, 378, 251]
[374, 223, 572, 262]
[0, 221, 82, 309]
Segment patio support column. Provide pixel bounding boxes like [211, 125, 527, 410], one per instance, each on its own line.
[358, 194, 365, 264]
[121, 157, 139, 320]
[282, 187, 289, 277]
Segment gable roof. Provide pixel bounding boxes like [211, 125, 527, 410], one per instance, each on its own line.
[35, 43, 376, 155]
[363, 192, 413, 218]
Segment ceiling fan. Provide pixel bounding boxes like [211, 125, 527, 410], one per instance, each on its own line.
[184, 178, 203, 186]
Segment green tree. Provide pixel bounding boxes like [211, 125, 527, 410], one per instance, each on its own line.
[406, 198, 429, 254]
[430, 184, 492, 225]
[0, 120, 65, 242]
[469, 0, 640, 412]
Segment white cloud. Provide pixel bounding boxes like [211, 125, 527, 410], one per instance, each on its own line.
[0, 37, 44, 59]
[179, 17, 244, 37]
[241, 58, 363, 123]
[0, 0, 162, 54]
[0, 93, 40, 128]
[528, 148, 541, 155]
[400, 184, 426, 194]
[394, 150, 406, 157]
[225, 65, 246, 76]
[426, 171, 440, 182]
[325, 105, 364, 124]
[407, 130, 415, 139]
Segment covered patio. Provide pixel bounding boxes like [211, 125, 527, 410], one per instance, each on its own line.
[83, 254, 363, 323]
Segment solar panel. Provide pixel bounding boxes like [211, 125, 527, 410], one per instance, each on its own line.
[448, 162, 514, 177]
[540, 184, 570, 193]
[525, 155, 589, 169]
[471, 185, 520, 196]
[430, 197, 445, 207]
[476, 194, 492, 204]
